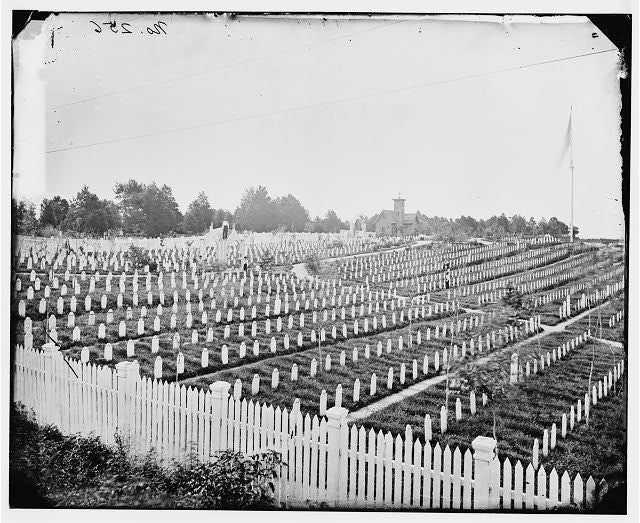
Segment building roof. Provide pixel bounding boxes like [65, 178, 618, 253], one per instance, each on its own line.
[374, 210, 395, 224]
[374, 210, 423, 225]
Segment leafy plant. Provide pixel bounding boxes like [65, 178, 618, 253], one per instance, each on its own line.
[450, 357, 520, 458]
[127, 245, 156, 271]
[168, 450, 283, 509]
[304, 252, 322, 276]
[10, 405, 282, 509]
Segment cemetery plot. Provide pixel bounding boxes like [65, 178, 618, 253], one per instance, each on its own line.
[32, 291, 462, 382]
[181, 311, 541, 417]
[15, 234, 402, 275]
[336, 241, 582, 299]
[565, 296, 625, 343]
[358, 335, 624, 480]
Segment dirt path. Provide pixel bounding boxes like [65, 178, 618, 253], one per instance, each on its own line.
[346, 299, 616, 423]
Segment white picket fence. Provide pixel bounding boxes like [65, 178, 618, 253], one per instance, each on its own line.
[13, 344, 601, 510]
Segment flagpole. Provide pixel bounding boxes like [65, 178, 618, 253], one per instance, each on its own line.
[569, 106, 574, 243]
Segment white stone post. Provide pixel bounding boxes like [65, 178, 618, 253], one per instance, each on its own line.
[472, 436, 497, 509]
[210, 381, 231, 452]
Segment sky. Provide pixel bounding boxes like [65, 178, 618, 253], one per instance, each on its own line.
[13, 14, 625, 238]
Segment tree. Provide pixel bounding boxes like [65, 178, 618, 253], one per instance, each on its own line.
[501, 280, 531, 327]
[114, 180, 147, 234]
[143, 184, 182, 236]
[455, 216, 479, 238]
[545, 216, 569, 237]
[114, 180, 181, 236]
[182, 192, 214, 234]
[12, 199, 39, 235]
[274, 194, 309, 232]
[510, 215, 527, 237]
[235, 186, 279, 232]
[537, 218, 548, 236]
[322, 209, 347, 233]
[572, 225, 580, 238]
[63, 186, 120, 235]
[451, 358, 520, 457]
[39, 196, 69, 229]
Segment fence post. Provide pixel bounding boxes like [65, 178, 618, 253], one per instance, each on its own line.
[41, 341, 62, 427]
[472, 436, 497, 509]
[210, 381, 231, 452]
[326, 405, 349, 506]
[115, 361, 139, 447]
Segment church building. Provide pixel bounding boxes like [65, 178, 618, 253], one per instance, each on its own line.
[373, 196, 426, 236]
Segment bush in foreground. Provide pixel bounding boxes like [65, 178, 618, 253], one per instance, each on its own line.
[9, 405, 282, 509]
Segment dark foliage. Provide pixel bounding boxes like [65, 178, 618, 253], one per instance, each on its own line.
[10, 405, 282, 509]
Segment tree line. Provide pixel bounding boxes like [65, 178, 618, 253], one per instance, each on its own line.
[11, 183, 348, 237]
[389, 214, 579, 241]
[12, 181, 577, 239]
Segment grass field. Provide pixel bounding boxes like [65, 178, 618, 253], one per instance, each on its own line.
[358, 336, 624, 480]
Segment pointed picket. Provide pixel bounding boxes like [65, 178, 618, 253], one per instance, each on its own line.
[197, 389, 206, 461]
[253, 402, 262, 456]
[513, 460, 524, 510]
[585, 476, 596, 508]
[548, 468, 559, 509]
[366, 428, 376, 507]
[536, 466, 547, 510]
[432, 443, 442, 509]
[233, 397, 242, 452]
[318, 417, 328, 502]
[463, 449, 473, 509]
[310, 415, 320, 503]
[302, 414, 312, 501]
[402, 426, 413, 507]
[279, 409, 290, 505]
[489, 456, 501, 509]
[573, 473, 584, 508]
[452, 447, 462, 509]
[525, 463, 535, 509]
[383, 432, 394, 505]
[357, 426, 367, 506]
[346, 424, 357, 505]
[560, 471, 571, 507]
[502, 457, 512, 510]
[240, 399, 248, 454]
[295, 412, 304, 501]
[412, 440, 423, 507]
[393, 434, 403, 506]
[246, 399, 255, 455]
[422, 433, 433, 508]
[374, 430, 385, 507]
[227, 397, 237, 451]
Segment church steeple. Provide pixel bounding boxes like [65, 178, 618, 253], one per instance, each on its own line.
[393, 194, 406, 225]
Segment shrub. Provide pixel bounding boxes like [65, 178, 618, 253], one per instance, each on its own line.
[304, 252, 321, 276]
[259, 253, 275, 271]
[9, 405, 282, 509]
[168, 450, 283, 509]
[127, 245, 157, 272]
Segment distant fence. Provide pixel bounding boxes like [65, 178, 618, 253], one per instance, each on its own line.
[13, 344, 601, 510]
